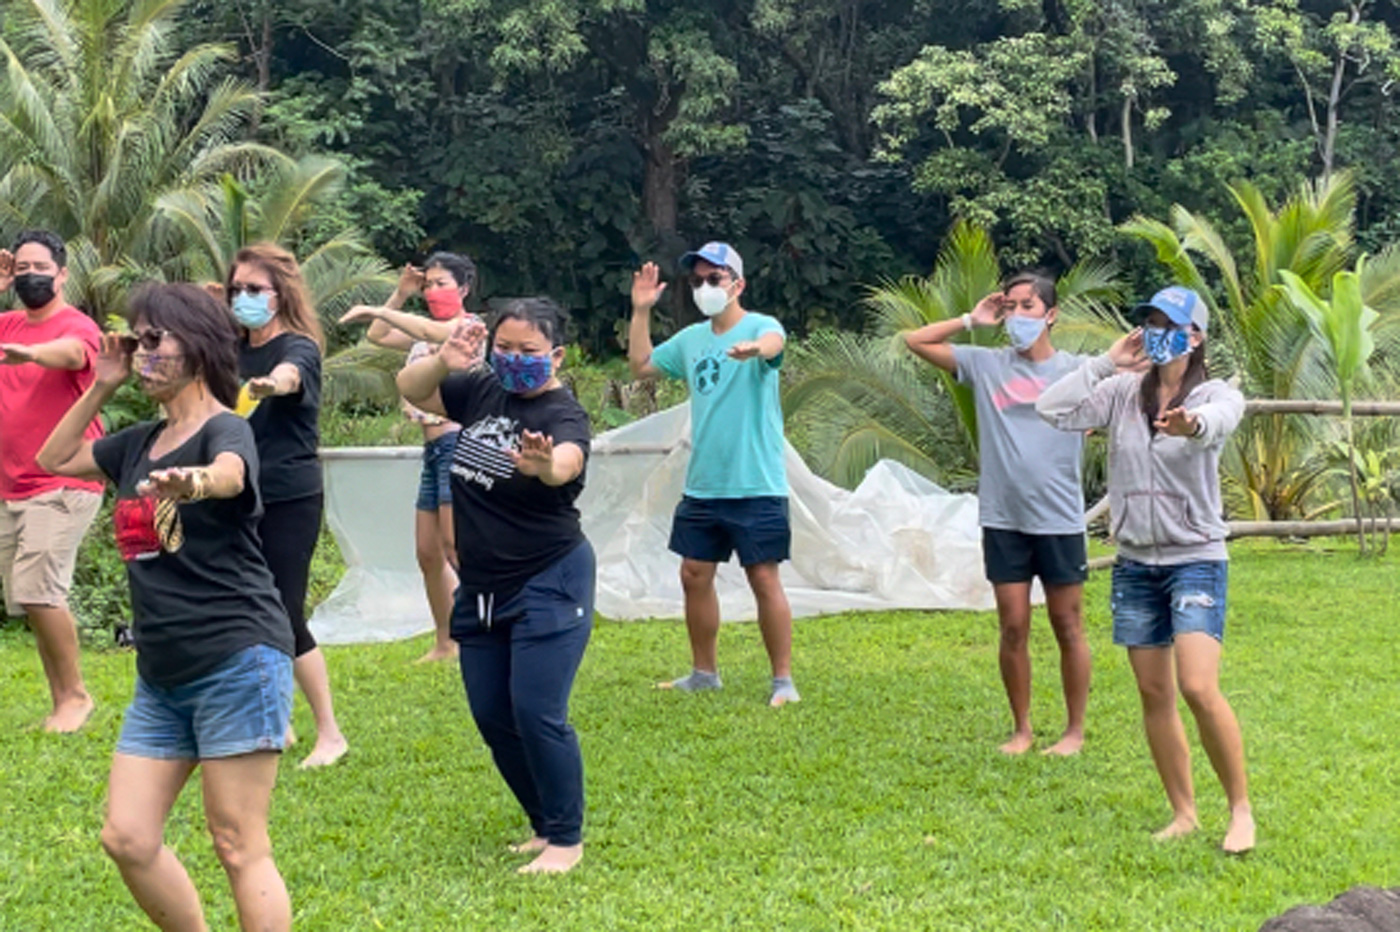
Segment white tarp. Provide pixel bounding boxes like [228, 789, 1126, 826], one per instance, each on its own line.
[310, 403, 1002, 645]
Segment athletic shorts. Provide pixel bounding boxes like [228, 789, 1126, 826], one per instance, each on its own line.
[668, 496, 790, 566]
[982, 527, 1088, 586]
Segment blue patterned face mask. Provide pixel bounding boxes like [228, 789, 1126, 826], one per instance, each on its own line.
[491, 351, 554, 394]
[1143, 326, 1192, 365]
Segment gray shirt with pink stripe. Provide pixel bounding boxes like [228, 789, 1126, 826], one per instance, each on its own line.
[953, 345, 1088, 535]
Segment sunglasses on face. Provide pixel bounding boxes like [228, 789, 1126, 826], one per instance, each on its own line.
[119, 328, 170, 353]
[688, 272, 730, 288]
[229, 283, 274, 298]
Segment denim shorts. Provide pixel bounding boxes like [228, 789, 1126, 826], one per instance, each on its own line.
[116, 644, 293, 760]
[1110, 559, 1228, 648]
[668, 496, 791, 566]
[415, 430, 460, 511]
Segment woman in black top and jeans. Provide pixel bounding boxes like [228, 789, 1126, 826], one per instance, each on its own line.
[398, 297, 595, 875]
[38, 283, 296, 931]
[228, 241, 348, 769]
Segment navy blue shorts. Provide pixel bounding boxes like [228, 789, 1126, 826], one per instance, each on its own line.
[668, 496, 790, 566]
[415, 430, 459, 511]
[982, 528, 1088, 586]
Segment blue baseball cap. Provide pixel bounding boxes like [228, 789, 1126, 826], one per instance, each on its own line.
[679, 241, 744, 279]
[1131, 286, 1209, 330]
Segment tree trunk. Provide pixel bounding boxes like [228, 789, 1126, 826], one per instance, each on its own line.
[643, 135, 678, 237]
[249, 8, 273, 134]
[1120, 95, 1134, 170]
[1345, 414, 1367, 555]
[1322, 5, 1362, 179]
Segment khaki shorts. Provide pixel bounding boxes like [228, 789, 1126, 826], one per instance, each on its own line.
[0, 489, 103, 616]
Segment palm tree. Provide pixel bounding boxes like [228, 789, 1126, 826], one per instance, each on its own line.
[783, 221, 1125, 488]
[1121, 171, 1400, 520]
[0, 0, 274, 314]
[153, 155, 396, 335]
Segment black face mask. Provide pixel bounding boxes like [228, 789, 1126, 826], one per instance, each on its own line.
[13, 273, 57, 310]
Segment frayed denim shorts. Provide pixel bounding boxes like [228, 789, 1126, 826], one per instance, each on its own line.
[1110, 559, 1227, 648]
[116, 644, 293, 760]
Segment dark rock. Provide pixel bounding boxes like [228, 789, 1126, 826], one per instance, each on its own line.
[1261, 887, 1400, 932]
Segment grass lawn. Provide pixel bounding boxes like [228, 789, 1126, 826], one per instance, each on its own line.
[0, 541, 1394, 930]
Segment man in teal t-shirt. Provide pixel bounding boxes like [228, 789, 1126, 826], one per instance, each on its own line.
[628, 242, 799, 707]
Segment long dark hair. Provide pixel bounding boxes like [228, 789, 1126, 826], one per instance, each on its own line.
[1140, 340, 1208, 428]
[127, 283, 241, 409]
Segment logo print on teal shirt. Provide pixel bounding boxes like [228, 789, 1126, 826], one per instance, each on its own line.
[694, 355, 722, 395]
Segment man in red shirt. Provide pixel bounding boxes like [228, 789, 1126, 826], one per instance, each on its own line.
[0, 231, 104, 732]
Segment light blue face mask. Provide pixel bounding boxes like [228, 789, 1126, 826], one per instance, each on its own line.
[231, 291, 275, 329]
[1005, 314, 1047, 352]
[1143, 326, 1192, 365]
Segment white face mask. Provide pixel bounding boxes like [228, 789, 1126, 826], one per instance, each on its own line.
[693, 283, 731, 317]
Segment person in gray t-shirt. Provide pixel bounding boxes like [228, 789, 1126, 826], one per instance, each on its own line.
[905, 272, 1092, 756]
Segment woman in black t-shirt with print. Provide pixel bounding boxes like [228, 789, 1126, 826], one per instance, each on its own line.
[398, 297, 595, 875]
[228, 241, 348, 770]
[38, 283, 296, 931]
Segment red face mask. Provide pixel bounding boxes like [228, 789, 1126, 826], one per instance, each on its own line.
[423, 287, 463, 320]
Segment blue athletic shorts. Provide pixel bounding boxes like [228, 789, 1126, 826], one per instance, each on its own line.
[668, 495, 791, 566]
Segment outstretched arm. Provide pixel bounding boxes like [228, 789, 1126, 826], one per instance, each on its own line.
[1, 338, 89, 371]
[37, 334, 129, 481]
[904, 292, 1004, 374]
[397, 317, 488, 416]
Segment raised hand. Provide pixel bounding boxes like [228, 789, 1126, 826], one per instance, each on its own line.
[1, 343, 37, 365]
[202, 281, 226, 302]
[394, 264, 424, 300]
[438, 316, 487, 370]
[631, 262, 667, 313]
[95, 333, 133, 387]
[510, 430, 555, 477]
[1108, 328, 1150, 373]
[727, 340, 762, 360]
[0, 249, 13, 292]
[246, 376, 279, 400]
[1154, 406, 1200, 437]
[969, 292, 1006, 328]
[338, 304, 380, 326]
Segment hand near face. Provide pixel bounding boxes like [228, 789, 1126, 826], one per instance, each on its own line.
[1155, 406, 1200, 437]
[438, 317, 487, 371]
[202, 281, 225, 302]
[1108, 328, 1151, 373]
[94, 333, 133, 387]
[631, 262, 667, 313]
[0, 249, 13, 291]
[510, 430, 554, 477]
[395, 264, 424, 298]
[727, 340, 762, 361]
[969, 292, 1006, 328]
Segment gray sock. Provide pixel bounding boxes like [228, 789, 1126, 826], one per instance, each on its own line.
[770, 676, 801, 704]
[668, 669, 722, 691]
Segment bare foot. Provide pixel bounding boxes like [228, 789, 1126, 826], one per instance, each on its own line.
[507, 836, 548, 855]
[299, 735, 350, 769]
[518, 843, 582, 875]
[43, 696, 94, 733]
[999, 731, 1034, 755]
[414, 643, 458, 664]
[1152, 814, 1200, 841]
[1041, 732, 1084, 756]
[1222, 808, 1255, 854]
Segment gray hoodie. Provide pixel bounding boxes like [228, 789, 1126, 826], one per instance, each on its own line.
[1035, 353, 1244, 565]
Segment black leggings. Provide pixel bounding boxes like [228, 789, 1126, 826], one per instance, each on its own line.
[259, 493, 324, 657]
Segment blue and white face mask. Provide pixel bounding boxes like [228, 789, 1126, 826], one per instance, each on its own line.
[1005, 314, 1047, 352]
[1143, 326, 1192, 366]
[231, 291, 275, 329]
